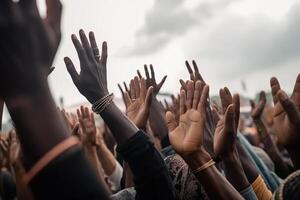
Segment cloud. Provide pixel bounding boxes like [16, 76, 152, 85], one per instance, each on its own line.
[127, 0, 238, 55]
[190, 2, 300, 78]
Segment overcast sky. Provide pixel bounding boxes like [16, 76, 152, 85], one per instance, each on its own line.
[41, 0, 299, 107]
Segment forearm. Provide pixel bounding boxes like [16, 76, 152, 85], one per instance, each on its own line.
[236, 142, 259, 184]
[186, 151, 243, 200]
[263, 134, 290, 177]
[117, 132, 175, 200]
[86, 147, 111, 194]
[100, 103, 138, 145]
[222, 150, 250, 192]
[97, 142, 117, 176]
[149, 99, 168, 142]
[12, 161, 33, 200]
[5, 85, 69, 168]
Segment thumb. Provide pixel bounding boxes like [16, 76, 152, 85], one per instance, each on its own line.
[224, 104, 236, 135]
[145, 86, 154, 108]
[166, 111, 177, 132]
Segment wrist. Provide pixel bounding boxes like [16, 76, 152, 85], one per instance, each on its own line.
[183, 149, 211, 170]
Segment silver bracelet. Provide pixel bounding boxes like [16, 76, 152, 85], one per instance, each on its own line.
[92, 93, 114, 114]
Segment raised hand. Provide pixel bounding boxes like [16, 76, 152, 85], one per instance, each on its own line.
[270, 75, 300, 150]
[213, 87, 240, 158]
[64, 30, 108, 104]
[185, 60, 205, 83]
[0, 0, 62, 96]
[166, 80, 209, 157]
[250, 91, 267, 120]
[77, 106, 97, 147]
[137, 65, 167, 95]
[123, 77, 153, 129]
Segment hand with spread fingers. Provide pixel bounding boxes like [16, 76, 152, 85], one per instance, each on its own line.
[0, 0, 62, 96]
[64, 30, 108, 104]
[137, 65, 167, 95]
[166, 80, 209, 158]
[213, 88, 240, 159]
[250, 91, 267, 120]
[185, 60, 206, 83]
[270, 75, 300, 149]
[77, 106, 98, 147]
[123, 77, 154, 130]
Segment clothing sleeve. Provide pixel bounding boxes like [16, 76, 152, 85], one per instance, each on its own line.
[107, 161, 123, 191]
[239, 185, 258, 200]
[29, 146, 110, 200]
[117, 131, 176, 200]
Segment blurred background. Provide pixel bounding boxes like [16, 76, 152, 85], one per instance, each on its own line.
[3, 0, 300, 128]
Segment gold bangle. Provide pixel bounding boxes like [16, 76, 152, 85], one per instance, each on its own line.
[192, 159, 215, 174]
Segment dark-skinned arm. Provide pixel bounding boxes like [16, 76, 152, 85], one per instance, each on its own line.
[65, 30, 175, 200]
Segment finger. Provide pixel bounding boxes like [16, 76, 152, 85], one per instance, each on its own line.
[79, 29, 95, 62]
[192, 81, 201, 109]
[48, 66, 55, 75]
[91, 113, 95, 126]
[198, 85, 209, 113]
[270, 77, 281, 104]
[71, 34, 89, 67]
[180, 90, 186, 115]
[45, 0, 62, 39]
[130, 79, 136, 99]
[144, 65, 150, 80]
[118, 84, 124, 96]
[250, 100, 255, 110]
[166, 111, 177, 132]
[277, 90, 300, 124]
[192, 60, 205, 83]
[124, 92, 132, 107]
[212, 107, 221, 126]
[224, 104, 236, 134]
[76, 109, 81, 119]
[64, 57, 79, 83]
[164, 99, 170, 110]
[179, 79, 187, 91]
[84, 107, 90, 120]
[123, 82, 130, 93]
[134, 76, 140, 98]
[80, 106, 86, 118]
[137, 70, 143, 79]
[140, 78, 147, 101]
[72, 123, 80, 136]
[186, 81, 194, 109]
[89, 31, 100, 61]
[233, 94, 240, 130]
[157, 75, 167, 92]
[145, 86, 154, 108]
[185, 60, 194, 80]
[150, 64, 155, 80]
[100, 41, 108, 66]
[291, 73, 300, 103]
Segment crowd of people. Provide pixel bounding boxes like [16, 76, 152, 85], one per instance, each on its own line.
[0, 0, 300, 199]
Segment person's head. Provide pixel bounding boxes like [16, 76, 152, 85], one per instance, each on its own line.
[273, 170, 300, 200]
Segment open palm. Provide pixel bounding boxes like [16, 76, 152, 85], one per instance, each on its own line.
[271, 75, 300, 149]
[167, 81, 209, 157]
[124, 77, 153, 129]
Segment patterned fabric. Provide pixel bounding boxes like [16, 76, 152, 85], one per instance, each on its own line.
[164, 154, 209, 200]
[111, 187, 136, 200]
